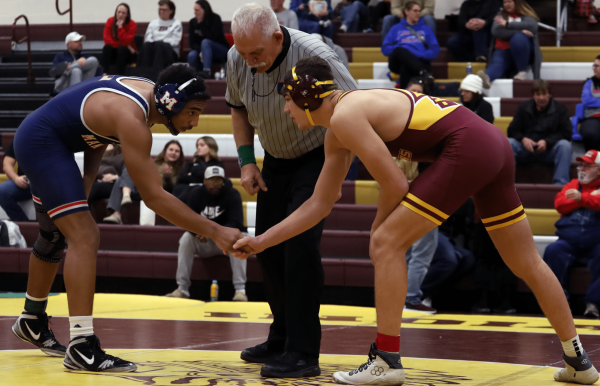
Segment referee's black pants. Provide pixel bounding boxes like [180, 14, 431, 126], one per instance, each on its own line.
[256, 146, 326, 358]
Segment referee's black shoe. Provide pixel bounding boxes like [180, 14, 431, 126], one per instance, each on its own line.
[64, 335, 137, 372]
[241, 341, 284, 363]
[260, 351, 320, 378]
[12, 311, 66, 357]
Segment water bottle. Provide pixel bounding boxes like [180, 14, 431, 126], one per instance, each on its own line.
[210, 280, 219, 302]
[466, 62, 473, 75]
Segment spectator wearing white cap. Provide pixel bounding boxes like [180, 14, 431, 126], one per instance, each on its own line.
[166, 166, 248, 301]
[49, 31, 99, 95]
[460, 74, 494, 124]
[544, 150, 600, 319]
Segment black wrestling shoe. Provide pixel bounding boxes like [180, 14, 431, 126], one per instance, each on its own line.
[260, 351, 320, 378]
[64, 335, 137, 372]
[12, 311, 66, 357]
[241, 341, 283, 363]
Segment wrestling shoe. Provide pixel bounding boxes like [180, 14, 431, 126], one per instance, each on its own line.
[333, 343, 405, 385]
[12, 311, 66, 357]
[554, 351, 599, 385]
[64, 335, 137, 372]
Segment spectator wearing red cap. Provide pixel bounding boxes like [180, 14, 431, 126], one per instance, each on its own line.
[543, 149, 600, 319]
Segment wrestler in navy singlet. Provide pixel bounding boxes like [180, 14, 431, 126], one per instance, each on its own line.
[13, 75, 154, 219]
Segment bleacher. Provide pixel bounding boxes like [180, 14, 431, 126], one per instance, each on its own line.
[0, 7, 598, 304]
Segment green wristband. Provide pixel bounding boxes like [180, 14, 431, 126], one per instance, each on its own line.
[237, 145, 256, 168]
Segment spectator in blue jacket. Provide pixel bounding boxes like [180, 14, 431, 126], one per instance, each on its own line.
[382, 1, 439, 89]
[290, 0, 334, 38]
[580, 56, 600, 152]
[49, 32, 99, 95]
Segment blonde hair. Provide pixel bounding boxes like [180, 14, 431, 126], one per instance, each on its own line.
[502, 0, 539, 21]
[193, 136, 220, 162]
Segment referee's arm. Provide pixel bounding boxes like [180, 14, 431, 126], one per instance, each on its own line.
[231, 107, 267, 195]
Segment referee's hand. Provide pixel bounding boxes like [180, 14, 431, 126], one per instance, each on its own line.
[241, 164, 268, 196]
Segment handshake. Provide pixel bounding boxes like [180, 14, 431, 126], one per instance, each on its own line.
[211, 226, 267, 260]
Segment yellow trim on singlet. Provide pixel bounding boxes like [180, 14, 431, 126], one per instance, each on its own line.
[401, 201, 443, 226]
[481, 205, 524, 223]
[405, 193, 449, 219]
[485, 214, 527, 231]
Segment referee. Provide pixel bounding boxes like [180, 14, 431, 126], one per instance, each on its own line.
[227, 4, 357, 378]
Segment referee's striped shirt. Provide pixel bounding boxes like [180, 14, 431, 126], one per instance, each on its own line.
[225, 26, 358, 160]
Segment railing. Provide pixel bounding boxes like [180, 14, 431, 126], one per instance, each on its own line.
[12, 15, 35, 84]
[56, 0, 73, 32]
[556, 0, 569, 47]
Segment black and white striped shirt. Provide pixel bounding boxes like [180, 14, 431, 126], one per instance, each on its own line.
[225, 27, 357, 159]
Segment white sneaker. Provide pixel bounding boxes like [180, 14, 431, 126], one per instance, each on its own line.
[323, 20, 331, 28]
[339, 24, 348, 32]
[477, 70, 491, 89]
[513, 71, 527, 80]
[554, 351, 599, 385]
[333, 343, 405, 385]
[103, 213, 122, 224]
[232, 291, 248, 302]
[165, 288, 189, 298]
[121, 194, 132, 206]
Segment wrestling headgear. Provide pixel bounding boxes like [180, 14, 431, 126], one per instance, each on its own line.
[282, 67, 336, 126]
[155, 78, 210, 136]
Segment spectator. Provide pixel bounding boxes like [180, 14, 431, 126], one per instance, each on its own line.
[188, 0, 230, 77]
[365, 0, 391, 33]
[49, 32, 99, 95]
[173, 136, 224, 203]
[381, 0, 436, 40]
[406, 76, 425, 93]
[101, 3, 137, 76]
[544, 150, 600, 319]
[272, 0, 299, 29]
[88, 144, 124, 203]
[0, 142, 30, 221]
[137, 0, 182, 76]
[291, 0, 335, 38]
[336, 0, 369, 33]
[311, 33, 350, 69]
[103, 140, 184, 224]
[382, 1, 439, 89]
[580, 55, 600, 151]
[446, 0, 500, 63]
[460, 74, 494, 123]
[166, 166, 248, 301]
[477, 0, 541, 87]
[507, 80, 573, 185]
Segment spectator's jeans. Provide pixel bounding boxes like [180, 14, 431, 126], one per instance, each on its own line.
[381, 14, 436, 42]
[544, 228, 600, 306]
[485, 33, 533, 81]
[298, 18, 334, 38]
[54, 56, 99, 94]
[0, 179, 31, 221]
[176, 231, 247, 296]
[581, 117, 600, 152]
[509, 138, 572, 185]
[107, 167, 137, 212]
[340, 1, 368, 32]
[388, 46, 431, 89]
[405, 227, 439, 305]
[187, 39, 229, 71]
[446, 29, 491, 62]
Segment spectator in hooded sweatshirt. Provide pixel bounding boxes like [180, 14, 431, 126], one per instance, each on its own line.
[137, 0, 182, 73]
[460, 74, 494, 124]
[187, 0, 230, 77]
[580, 55, 600, 152]
[382, 1, 439, 89]
[381, 0, 436, 41]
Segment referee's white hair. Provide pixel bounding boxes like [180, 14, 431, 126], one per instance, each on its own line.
[231, 3, 280, 41]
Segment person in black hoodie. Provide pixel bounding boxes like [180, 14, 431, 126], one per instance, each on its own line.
[446, 0, 501, 62]
[187, 0, 230, 77]
[166, 166, 248, 301]
[173, 136, 224, 203]
[459, 74, 494, 124]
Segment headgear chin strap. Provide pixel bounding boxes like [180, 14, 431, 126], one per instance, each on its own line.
[154, 78, 209, 136]
[283, 67, 335, 126]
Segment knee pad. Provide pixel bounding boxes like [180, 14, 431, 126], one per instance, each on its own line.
[32, 207, 67, 264]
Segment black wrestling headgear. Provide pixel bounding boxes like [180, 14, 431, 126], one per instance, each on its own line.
[281, 66, 336, 126]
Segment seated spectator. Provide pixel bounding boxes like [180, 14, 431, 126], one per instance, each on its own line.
[580, 56, 600, 151]
[188, 1, 230, 77]
[88, 144, 124, 203]
[382, 1, 439, 89]
[446, 0, 500, 63]
[507, 80, 573, 185]
[381, 0, 436, 40]
[405, 76, 426, 93]
[173, 136, 224, 203]
[49, 32, 99, 95]
[103, 140, 183, 224]
[272, 0, 299, 29]
[311, 33, 349, 69]
[336, 0, 369, 33]
[166, 166, 248, 301]
[291, 0, 334, 38]
[137, 0, 182, 76]
[0, 142, 30, 221]
[544, 150, 600, 319]
[365, 0, 391, 33]
[101, 3, 137, 76]
[460, 74, 494, 123]
[478, 0, 541, 87]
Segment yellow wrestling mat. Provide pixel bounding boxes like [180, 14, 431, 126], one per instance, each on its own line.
[2, 294, 600, 335]
[1, 349, 565, 386]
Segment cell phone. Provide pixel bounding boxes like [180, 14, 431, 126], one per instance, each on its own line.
[23, 177, 29, 183]
[532, 144, 538, 149]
